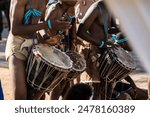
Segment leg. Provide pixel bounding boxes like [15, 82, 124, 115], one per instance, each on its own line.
[8, 55, 27, 100]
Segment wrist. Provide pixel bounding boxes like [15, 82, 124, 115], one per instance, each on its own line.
[47, 19, 52, 29]
[99, 41, 105, 48]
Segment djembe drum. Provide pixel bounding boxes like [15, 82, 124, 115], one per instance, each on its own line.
[98, 47, 136, 99]
[99, 47, 136, 83]
[26, 44, 73, 92]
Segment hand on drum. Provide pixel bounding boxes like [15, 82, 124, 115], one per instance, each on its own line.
[51, 19, 72, 31]
[39, 34, 64, 46]
[45, 34, 64, 46]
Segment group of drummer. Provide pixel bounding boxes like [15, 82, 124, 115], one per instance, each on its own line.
[4, 0, 138, 100]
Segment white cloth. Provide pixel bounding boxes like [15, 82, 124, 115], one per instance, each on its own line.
[105, 0, 150, 75]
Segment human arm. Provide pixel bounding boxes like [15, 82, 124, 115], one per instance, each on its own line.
[77, 5, 101, 46]
[11, 0, 48, 36]
[37, 3, 72, 45]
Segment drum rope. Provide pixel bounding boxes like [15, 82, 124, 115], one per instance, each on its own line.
[46, 72, 67, 91]
[98, 50, 133, 99]
[33, 59, 45, 84]
[38, 65, 55, 89]
[27, 52, 35, 81]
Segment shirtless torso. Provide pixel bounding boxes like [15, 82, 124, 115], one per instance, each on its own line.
[43, 0, 77, 100]
[77, 0, 111, 99]
[6, 0, 73, 100]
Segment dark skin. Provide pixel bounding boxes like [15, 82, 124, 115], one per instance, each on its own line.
[77, 1, 136, 99]
[11, 0, 48, 36]
[76, 1, 111, 100]
[8, 0, 73, 100]
[11, 0, 71, 36]
[38, 1, 77, 46]
[44, 1, 76, 35]
[77, 0, 111, 47]
[42, 0, 77, 100]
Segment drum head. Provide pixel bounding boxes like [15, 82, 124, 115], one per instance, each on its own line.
[66, 51, 86, 72]
[33, 44, 72, 70]
[109, 47, 136, 70]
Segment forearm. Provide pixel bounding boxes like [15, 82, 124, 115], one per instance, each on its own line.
[77, 30, 99, 46]
[12, 21, 48, 36]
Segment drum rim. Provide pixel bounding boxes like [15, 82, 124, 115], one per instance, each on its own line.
[40, 57, 71, 72]
[108, 47, 136, 70]
[33, 44, 73, 71]
[66, 51, 86, 72]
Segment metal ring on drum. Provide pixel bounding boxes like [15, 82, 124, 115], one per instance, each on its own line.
[98, 47, 136, 83]
[26, 44, 73, 91]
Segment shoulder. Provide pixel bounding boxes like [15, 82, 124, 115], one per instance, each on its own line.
[45, 1, 62, 20]
[83, 2, 100, 17]
[46, 1, 62, 13]
[11, 0, 28, 7]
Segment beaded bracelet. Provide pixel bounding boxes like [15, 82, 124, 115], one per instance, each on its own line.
[99, 41, 104, 48]
[47, 19, 52, 29]
[115, 38, 127, 43]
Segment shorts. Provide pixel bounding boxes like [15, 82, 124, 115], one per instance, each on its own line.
[5, 33, 36, 61]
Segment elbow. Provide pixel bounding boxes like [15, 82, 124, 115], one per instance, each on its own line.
[11, 27, 18, 35]
[11, 25, 21, 36]
[11, 30, 17, 36]
[77, 25, 85, 39]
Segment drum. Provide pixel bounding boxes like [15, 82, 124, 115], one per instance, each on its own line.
[26, 44, 73, 91]
[99, 47, 136, 83]
[66, 51, 86, 80]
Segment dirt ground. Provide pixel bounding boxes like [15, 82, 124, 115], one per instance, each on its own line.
[0, 67, 149, 100]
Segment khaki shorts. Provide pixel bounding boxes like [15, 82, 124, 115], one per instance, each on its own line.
[5, 33, 35, 61]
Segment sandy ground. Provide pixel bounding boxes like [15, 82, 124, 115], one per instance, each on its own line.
[0, 68, 12, 100]
[0, 67, 149, 100]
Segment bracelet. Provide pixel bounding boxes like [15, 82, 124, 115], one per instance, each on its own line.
[99, 41, 104, 48]
[47, 19, 52, 29]
[69, 16, 75, 22]
[116, 38, 127, 43]
[111, 34, 117, 42]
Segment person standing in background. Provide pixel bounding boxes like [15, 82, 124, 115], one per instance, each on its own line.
[0, 0, 10, 40]
[0, 80, 4, 100]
